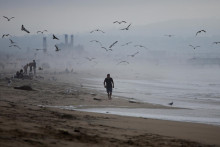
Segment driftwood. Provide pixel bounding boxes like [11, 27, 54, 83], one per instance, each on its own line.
[93, 98, 101, 101]
[14, 85, 34, 91]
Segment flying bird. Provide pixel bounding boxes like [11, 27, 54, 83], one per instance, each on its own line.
[164, 34, 174, 37]
[195, 30, 206, 36]
[189, 45, 200, 50]
[113, 21, 127, 24]
[3, 16, 15, 21]
[128, 51, 139, 57]
[55, 45, 61, 51]
[90, 29, 105, 33]
[101, 46, 108, 51]
[101, 47, 112, 52]
[121, 23, 131, 30]
[21, 25, 30, 33]
[213, 42, 220, 44]
[35, 48, 44, 51]
[9, 45, 21, 49]
[121, 41, 132, 46]
[117, 61, 129, 65]
[53, 34, 59, 40]
[85, 57, 96, 61]
[90, 40, 102, 46]
[134, 45, 148, 49]
[109, 41, 118, 48]
[9, 39, 16, 44]
[2, 34, 11, 38]
[37, 30, 48, 34]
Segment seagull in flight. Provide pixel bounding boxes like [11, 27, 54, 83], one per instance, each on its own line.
[189, 45, 200, 50]
[53, 34, 59, 40]
[121, 42, 132, 46]
[90, 29, 105, 33]
[121, 23, 131, 30]
[2, 34, 12, 38]
[134, 45, 148, 50]
[128, 51, 139, 57]
[109, 41, 118, 48]
[213, 42, 220, 44]
[117, 61, 129, 65]
[55, 45, 61, 51]
[85, 57, 96, 61]
[164, 34, 174, 37]
[21, 25, 30, 33]
[113, 21, 127, 24]
[195, 30, 206, 36]
[101, 47, 112, 52]
[9, 39, 16, 44]
[37, 30, 48, 34]
[9, 45, 21, 49]
[35, 48, 44, 51]
[3, 16, 15, 21]
[90, 40, 102, 46]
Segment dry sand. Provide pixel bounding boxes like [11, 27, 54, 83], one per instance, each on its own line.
[0, 73, 220, 147]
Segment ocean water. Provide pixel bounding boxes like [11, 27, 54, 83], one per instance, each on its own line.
[76, 77, 220, 126]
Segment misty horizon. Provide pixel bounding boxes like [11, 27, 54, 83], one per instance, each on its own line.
[0, 0, 220, 81]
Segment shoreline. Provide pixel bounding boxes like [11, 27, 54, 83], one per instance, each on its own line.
[0, 73, 220, 146]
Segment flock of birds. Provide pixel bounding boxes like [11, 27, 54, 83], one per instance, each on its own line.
[2, 15, 220, 65]
[88, 21, 153, 65]
[87, 19, 220, 65]
[1, 16, 63, 52]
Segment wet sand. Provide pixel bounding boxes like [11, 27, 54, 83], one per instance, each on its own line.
[0, 73, 220, 147]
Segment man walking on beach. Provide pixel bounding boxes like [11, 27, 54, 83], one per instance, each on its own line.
[29, 60, 36, 76]
[104, 74, 114, 100]
[32, 60, 36, 76]
[23, 63, 29, 75]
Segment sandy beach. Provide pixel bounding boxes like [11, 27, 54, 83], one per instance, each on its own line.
[0, 73, 220, 147]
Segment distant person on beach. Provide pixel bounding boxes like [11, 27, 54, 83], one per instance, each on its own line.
[19, 69, 23, 78]
[29, 62, 33, 73]
[15, 71, 20, 78]
[15, 69, 23, 78]
[104, 74, 114, 99]
[33, 60, 36, 75]
[29, 60, 36, 75]
[23, 63, 29, 75]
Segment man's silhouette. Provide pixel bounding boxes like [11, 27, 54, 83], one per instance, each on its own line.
[104, 74, 114, 99]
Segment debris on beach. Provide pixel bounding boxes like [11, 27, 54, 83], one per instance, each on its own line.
[14, 85, 34, 91]
[129, 100, 139, 103]
[93, 98, 101, 101]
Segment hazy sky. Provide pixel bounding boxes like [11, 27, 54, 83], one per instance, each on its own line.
[0, 0, 220, 36]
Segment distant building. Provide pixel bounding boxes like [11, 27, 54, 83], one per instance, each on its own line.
[42, 34, 84, 52]
[56, 34, 74, 49]
[70, 35, 74, 48]
[65, 34, 68, 45]
[43, 37, 47, 53]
